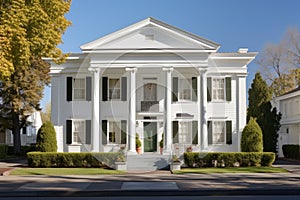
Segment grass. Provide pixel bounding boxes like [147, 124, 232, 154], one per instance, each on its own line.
[10, 168, 126, 175]
[173, 167, 288, 174]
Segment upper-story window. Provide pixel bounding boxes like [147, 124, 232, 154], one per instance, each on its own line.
[109, 78, 121, 100]
[212, 78, 225, 101]
[73, 78, 86, 100]
[178, 78, 192, 101]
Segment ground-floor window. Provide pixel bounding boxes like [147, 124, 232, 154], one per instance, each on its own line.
[178, 121, 192, 144]
[212, 121, 225, 144]
[73, 120, 85, 144]
[108, 121, 121, 144]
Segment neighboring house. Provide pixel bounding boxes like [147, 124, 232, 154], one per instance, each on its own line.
[49, 17, 257, 155]
[273, 86, 300, 157]
[0, 110, 43, 146]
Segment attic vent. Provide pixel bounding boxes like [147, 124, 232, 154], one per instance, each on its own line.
[145, 34, 154, 40]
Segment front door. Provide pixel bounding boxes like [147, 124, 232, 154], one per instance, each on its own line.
[143, 122, 157, 152]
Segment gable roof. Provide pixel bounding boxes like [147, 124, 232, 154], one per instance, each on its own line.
[80, 17, 220, 52]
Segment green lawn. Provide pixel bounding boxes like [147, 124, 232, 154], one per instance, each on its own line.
[10, 168, 126, 175]
[173, 167, 288, 174]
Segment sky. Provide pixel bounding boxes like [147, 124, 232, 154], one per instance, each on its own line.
[40, 0, 300, 110]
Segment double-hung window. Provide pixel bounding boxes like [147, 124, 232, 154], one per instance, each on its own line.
[178, 78, 192, 101]
[212, 78, 225, 101]
[212, 121, 225, 144]
[109, 78, 121, 100]
[73, 78, 86, 100]
[108, 121, 121, 144]
[73, 120, 85, 144]
[178, 122, 192, 144]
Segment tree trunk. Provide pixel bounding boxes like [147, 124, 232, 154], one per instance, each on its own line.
[12, 113, 21, 155]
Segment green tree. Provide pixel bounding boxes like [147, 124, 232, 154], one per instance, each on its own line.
[241, 118, 263, 152]
[41, 102, 51, 123]
[36, 121, 57, 152]
[247, 72, 281, 154]
[0, 0, 71, 154]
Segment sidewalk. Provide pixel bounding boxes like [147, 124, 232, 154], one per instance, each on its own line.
[1, 158, 300, 197]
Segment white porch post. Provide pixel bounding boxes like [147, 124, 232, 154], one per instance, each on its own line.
[126, 67, 137, 154]
[199, 68, 208, 150]
[163, 67, 173, 155]
[89, 68, 101, 152]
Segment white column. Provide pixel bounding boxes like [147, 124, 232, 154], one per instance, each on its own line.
[162, 67, 173, 155]
[199, 68, 208, 150]
[237, 75, 247, 152]
[89, 68, 101, 152]
[126, 67, 137, 155]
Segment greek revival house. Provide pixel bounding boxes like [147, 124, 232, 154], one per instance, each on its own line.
[49, 17, 257, 155]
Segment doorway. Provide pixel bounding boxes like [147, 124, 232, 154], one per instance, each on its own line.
[143, 121, 157, 152]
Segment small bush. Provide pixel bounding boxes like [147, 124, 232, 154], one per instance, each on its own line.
[36, 121, 57, 152]
[27, 152, 123, 168]
[0, 144, 8, 159]
[184, 152, 275, 168]
[241, 118, 263, 152]
[282, 145, 300, 159]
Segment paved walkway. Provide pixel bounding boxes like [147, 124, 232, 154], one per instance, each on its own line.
[1, 158, 300, 197]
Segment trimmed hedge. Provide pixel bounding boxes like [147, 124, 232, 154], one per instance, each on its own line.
[0, 144, 8, 159]
[27, 152, 123, 168]
[7, 145, 36, 156]
[184, 152, 275, 167]
[282, 145, 300, 160]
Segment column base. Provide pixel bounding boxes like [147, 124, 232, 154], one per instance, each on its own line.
[126, 150, 137, 155]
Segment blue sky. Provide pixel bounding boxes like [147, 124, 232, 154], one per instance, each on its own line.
[41, 0, 300, 109]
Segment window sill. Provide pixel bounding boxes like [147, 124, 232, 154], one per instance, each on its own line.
[68, 143, 82, 146]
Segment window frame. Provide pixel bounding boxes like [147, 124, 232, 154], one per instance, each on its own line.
[73, 78, 86, 101]
[212, 121, 226, 145]
[212, 77, 226, 101]
[178, 121, 192, 144]
[108, 121, 121, 144]
[108, 78, 121, 101]
[178, 78, 192, 102]
[72, 119, 86, 144]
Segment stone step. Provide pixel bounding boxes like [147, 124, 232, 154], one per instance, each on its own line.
[126, 154, 171, 171]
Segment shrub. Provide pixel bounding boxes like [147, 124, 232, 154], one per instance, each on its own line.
[183, 152, 275, 168]
[27, 152, 123, 168]
[36, 121, 57, 152]
[136, 133, 142, 148]
[282, 145, 300, 159]
[241, 118, 263, 152]
[7, 145, 36, 156]
[0, 144, 8, 159]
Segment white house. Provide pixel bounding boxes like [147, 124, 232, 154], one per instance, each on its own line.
[0, 110, 43, 145]
[49, 17, 257, 155]
[273, 86, 300, 157]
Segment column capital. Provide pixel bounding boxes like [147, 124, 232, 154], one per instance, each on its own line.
[125, 67, 137, 73]
[198, 67, 208, 74]
[88, 67, 101, 73]
[162, 67, 174, 72]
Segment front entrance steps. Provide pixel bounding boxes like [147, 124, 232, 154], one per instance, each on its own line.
[126, 153, 171, 171]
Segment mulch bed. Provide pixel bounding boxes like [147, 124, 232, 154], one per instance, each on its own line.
[0, 168, 14, 176]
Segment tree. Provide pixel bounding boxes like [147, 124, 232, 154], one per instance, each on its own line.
[241, 118, 263, 152]
[41, 102, 51, 123]
[247, 72, 272, 121]
[258, 28, 300, 96]
[247, 72, 281, 154]
[0, 0, 71, 154]
[36, 121, 57, 152]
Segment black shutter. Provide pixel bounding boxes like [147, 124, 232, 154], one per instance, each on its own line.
[121, 77, 127, 101]
[66, 77, 72, 101]
[208, 121, 212, 145]
[102, 120, 107, 145]
[192, 77, 197, 101]
[86, 76, 92, 101]
[85, 120, 91, 144]
[66, 120, 72, 144]
[102, 77, 108, 101]
[22, 127, 27, 135]
[172, 77, 178, 102]
[192, 121, 198, 144]
[226, 121, 232, 145]
[207, 77, 212, 102]
[121, 120, 127, 144]
[172, 121, 179, 143]
[225, 77, 231, 101]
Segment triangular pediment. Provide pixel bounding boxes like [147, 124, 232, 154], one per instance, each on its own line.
[80, 17, 220, 52]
